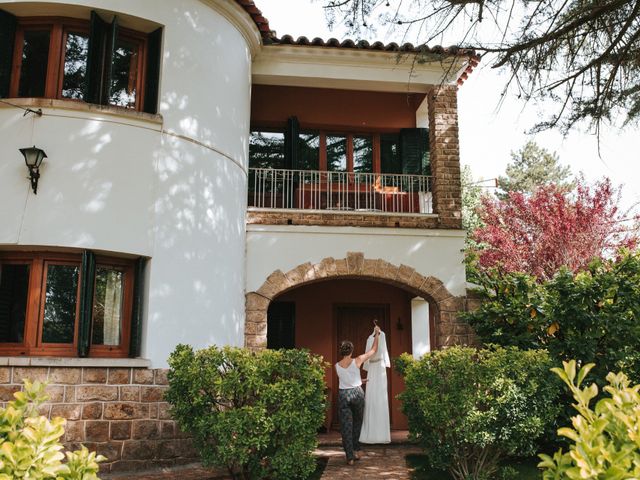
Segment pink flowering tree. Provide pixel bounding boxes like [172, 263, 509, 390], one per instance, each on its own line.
[471, 178, 638, 281]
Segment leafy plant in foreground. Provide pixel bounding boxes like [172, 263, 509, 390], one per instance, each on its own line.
[0, 379, 104, 479]
[539, 360, 640, 479]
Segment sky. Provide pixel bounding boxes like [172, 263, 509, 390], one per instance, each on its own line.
[256, 0, 640, 211]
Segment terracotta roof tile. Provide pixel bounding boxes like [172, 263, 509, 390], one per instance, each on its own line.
[268, 34, 478, 58]
[235, 0, 480, 85]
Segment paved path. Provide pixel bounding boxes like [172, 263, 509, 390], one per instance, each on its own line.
[317, 445, 422, 480]
[104, 442, 420, 480]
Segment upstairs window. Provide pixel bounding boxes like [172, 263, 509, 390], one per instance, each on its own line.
[248, 131, 286, 170]
[0, 10, 162, 114]
[249, 119, 428, 176]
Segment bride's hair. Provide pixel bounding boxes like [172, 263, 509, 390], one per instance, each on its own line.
[339, 341, 354, 357]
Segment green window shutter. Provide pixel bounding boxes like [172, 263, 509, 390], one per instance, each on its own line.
[78, 250, 96, 357]
[129, 257, 147, 358]
[284, 116, 299, 170]
[86, 11, 108, 104]
[267, 302, 295, 349]
[380, 133, 401, 174]
[101, 16, 118, 105]
[400, 128, 430, 176]
[143, 27, 162, 114]
[0, 9, 17, 98]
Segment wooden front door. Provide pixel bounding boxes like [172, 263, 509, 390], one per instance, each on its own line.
[333, 304, 391, 429]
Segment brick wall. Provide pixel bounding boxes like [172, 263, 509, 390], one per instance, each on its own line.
[0, 366, 197, 473]
[247, 209, 441, 229]
[427, 85, 462, 229]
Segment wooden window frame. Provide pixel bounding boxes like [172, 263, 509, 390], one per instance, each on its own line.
[108, 27, 147, 111]
[0, 251, 135, 358]
[56, 24, 90, 102]
[89, 256, 134, 358]
[8, 16, 148, 112]
[258, 125, 380, 174]
[32, 256, 82, 357]
[320, 131, 377, 173]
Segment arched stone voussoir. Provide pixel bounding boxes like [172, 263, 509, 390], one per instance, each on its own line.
[346, 252, 365, 274]
[245, 253, 465, 351]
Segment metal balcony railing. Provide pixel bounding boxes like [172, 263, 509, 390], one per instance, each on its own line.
[248, 168, 433, 215]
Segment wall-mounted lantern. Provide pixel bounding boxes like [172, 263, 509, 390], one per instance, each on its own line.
[20, 146, 47, 195]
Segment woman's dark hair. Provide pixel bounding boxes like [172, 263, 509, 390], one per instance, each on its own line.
[339, 341, 354, 357]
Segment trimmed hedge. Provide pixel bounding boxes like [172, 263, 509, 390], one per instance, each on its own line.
[166, 345, 326, 480]
[397, 346, 561, 480]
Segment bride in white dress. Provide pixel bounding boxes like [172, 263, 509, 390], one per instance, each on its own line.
[359, 325, 391, 444]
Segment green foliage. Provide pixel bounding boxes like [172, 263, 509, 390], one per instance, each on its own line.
[166, 345, 327, 480]
[464, 251, 640, 385]
[539, 360, 640, 479]
[461, 165, 487, 280]
[0, 379, 104, 479]
[396, 346, 560, 480]
[461, 165, 485, 236]
[497, 141, 573, 198]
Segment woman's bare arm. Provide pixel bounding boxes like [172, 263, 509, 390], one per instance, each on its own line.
[355, 326, 381, 368]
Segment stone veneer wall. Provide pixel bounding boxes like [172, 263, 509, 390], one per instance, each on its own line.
[0, 365, 197, 473]
[428, 85, 462, 230]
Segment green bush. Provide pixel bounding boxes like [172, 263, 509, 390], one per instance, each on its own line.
[396, 346, 560, 480]
[0, 379, 104, 479]
[539, 360, 640, 478]
[464, 251, 640, 385]
[166, 345, 326, 480]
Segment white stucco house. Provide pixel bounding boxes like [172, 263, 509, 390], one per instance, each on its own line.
[0, 0, 478, 471]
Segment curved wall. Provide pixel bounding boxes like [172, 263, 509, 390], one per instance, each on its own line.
[0, 0, 253, 366]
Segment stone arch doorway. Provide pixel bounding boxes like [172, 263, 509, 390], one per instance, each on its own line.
[245, 252, 472, 351]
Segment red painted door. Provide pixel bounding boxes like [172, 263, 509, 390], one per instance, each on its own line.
[333, 305, 391, 429]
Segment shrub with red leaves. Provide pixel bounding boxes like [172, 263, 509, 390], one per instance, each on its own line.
[471, 178, 638, 280]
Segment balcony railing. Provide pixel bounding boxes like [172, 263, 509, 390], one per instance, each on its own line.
[248, 168, 433, 215]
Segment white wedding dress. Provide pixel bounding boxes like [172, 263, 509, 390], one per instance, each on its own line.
[359, 330, 391, 444]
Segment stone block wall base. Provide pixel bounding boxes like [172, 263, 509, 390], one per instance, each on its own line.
[0, 366, 196, 474]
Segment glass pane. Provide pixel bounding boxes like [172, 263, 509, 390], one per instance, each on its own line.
[110, 37, 139, 108]
[327, 135, 347, 172]
[298, 132, 319, 170]
[249, 131, 286, 169]
[92, 267, 124, 346]
[62, 32, 89, 100]
[381, 133, 401, 174]
[353, 135, 373, 173]
[18, 29, 51, 97]
[0, 264, 30, 343]
[42, 264, 79, 344]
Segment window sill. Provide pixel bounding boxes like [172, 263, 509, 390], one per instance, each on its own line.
[0, 356, 151, 368]
[0, 98, 163, 126]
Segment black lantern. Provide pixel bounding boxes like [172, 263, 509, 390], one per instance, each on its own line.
[19, 146, 47, 195]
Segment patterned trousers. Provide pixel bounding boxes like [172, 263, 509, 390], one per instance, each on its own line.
[338, 386, 365, 461]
